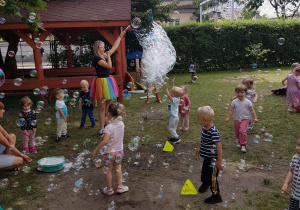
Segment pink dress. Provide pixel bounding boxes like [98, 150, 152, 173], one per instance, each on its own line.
[286, 74, 300, 103]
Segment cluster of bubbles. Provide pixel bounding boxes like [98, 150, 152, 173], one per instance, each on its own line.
[128, 136, 140, 151]
[132, 20, 176, 89]
[263, 133, 273, 142]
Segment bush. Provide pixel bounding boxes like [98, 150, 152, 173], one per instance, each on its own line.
[126, 19, 300, 74]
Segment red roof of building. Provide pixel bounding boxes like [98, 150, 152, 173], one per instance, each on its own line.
[2, 0, 131, 24]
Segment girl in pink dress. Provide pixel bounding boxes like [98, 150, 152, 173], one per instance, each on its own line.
[178, 85, 191, 131]
[282, 66, 300, 112]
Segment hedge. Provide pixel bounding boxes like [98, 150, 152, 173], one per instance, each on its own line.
[126, 19, 300, 73]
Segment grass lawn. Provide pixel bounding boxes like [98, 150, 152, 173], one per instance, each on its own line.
[0, 67, 296, 209]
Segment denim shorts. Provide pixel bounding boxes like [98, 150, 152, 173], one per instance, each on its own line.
[0, 143, 15, 169]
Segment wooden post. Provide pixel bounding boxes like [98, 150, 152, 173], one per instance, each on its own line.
[113, 27, 123, 102]
[64, 33, 73, 68]
[120, 26, 127, 84]
[7, 34, 19, 78]
[31, 31, 44, 80]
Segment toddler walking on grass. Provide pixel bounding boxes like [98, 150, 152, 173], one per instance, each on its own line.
[196, 106, 223, 204]
[91, 102, 128, 195]
[226, 84, 258, 153]
[283, 135, 300, 210]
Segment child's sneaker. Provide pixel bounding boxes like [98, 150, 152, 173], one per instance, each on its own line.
[183, 127, 189, 131]
[171, 137, 181, 144]
[236, 144, 241, 148]
[56, 137, 61, 142]
[146, 100, 150, 104]
[248, 126, 253, 131]
[117, 185, 129, 193]
[241, 146, 247, 153]
[288, 109, 293, 113]
[23, 147, 30, 154]
[62, 134, 71, 138]
[98, 129, 104, 137]
[204, 195, 222, 204]
[103, 187, 114, 195]
[157, 100, 162, 103]
[30, 146, 37, 153]
[79, 125, 84, 129]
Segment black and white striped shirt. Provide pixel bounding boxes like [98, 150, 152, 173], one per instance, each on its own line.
[290, 154, 300, 200]
[200, 125, 220, 159]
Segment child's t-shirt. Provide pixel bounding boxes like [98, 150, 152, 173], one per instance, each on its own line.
[290, 154, 300, 200]
[246, 89, 256, 104]
[169, 97, 180, 117]
[80, 90, 93, 110]
[104, 120, 124, 153]
[179, 95, 191, 115]
[19, 110, 37, 130]
[200, 125, 220, 159]
[231, 98, 252, 121]
[55, 100, 67, 119]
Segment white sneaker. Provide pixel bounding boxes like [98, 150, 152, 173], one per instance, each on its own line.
[236, 144, 241, 148]
[248, 126, 253, 131]
[241, 146, 247, 153]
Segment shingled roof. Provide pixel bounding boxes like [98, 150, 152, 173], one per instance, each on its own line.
[2, 0, 131, 24]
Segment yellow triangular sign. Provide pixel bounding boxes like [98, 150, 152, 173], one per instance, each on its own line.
[181, 179, 198, 195]
[163, 141, 174, 152]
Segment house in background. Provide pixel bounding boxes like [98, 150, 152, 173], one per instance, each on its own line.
[162, 0, 197, 25]
[201, 2, 244, 20]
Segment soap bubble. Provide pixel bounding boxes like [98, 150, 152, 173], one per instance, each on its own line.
[35, 41, 43, 49]
[75, 178, 83, 187]
[45, 118, 51, 124]
[128, 136, 140, 151]
[263, 133, 273, 142]
[62, 79, 67, 84]
[125, 93, 131, 100]
[17, 118, 25, 126]
[127, 82, 132, 89]
[123, 89, 128, 97]
[107, 150, 116, 159]
[13, 182, 19, 188]
[89, 190, 94, 196]
[43, 136, 48, 141]
[133, 21, 176, 89]
[269, 81, 274, 87]
[69, 98, 76, 106]
[278, 37, 285, 45]
[115, 153, 123, 163]
[148, 155, 154, 164]
[1, 178, 8, 187]
[49, 174, 55, 181]
[162, 162, 169, 169]
[258, 106, 263, 113]
[63, 94, 69, 102]
[189, 166, 193, 173]
[35, 108, 41, 114]
[0, 18, 5, 24]
[62, 89, 68, 94]
[40, 86, 49, 95]
[14, 78, 23, 86]
[28, 12, 36, 23]
[277, 69, 282, 75]
[218, 95, 222, 101]
[252, 63, 257, 69]
[0, 92, 5, 98]
[74, 169, 80, 175]
[31, 120, 37, 127]
[171, 11, 180, 19]
[162, 95, 167, 102]
[93, 158, 102, 167]
[254, 135, 260, 144]
[73, 144, 78, 150]
[8, 51, 15, 57]
[131, 17, 141, 29]
[34, 37, 40, 43]
[36, 101, 45, 109]
[108, 201, 115, 210]
[29, 70, 37, 77]
[22, 166, 30, 174]
[73, 92, 79, 98]
[122, 171, 128, 182]
[26, 186, 32, 192]
[0, 0, 5, 7]
[47, 183, 54, 191]
[33, 88, 40, 95]
[0, 69, 5, 86]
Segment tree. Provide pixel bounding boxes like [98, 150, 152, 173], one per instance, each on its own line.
[244, 0, 300, 18]
[131, 0, 180, 23]
[0, 0, 47, 30]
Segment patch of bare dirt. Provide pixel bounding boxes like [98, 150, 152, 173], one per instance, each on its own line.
[221, 77, 260, 83]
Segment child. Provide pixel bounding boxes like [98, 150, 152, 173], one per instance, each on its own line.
[79, 80, 96, 129]
[53, 88, 70, 142]
[195, 106, 223, 204]
[282, 65, 300, 112]
[178, 85, 191, 131]
[226, 84, 258, 152]
[146, 87, 162, 104]
[91, 102, 128, 195]
[19, 96, 37, 154]
[166, 78, 184, 143]
[282, 135, 300, 209]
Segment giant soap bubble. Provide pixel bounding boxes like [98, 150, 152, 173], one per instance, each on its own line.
[132, 18, 176, 89]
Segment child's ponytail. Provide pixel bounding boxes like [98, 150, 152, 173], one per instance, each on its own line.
[108, 102, 126, 118]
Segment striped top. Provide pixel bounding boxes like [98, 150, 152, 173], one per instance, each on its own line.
[200, 125, 220, 159]
[290, 154, 300, 200]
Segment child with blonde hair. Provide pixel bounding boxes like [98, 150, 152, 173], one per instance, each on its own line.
[226, 84, 258, 152]
[178, 85, 191, 131]
[91, 102, 128, 195]
[196, 106, 223, 204]
[19, 96, 37, 154]
[282, 135, 300, 209]
[79, 80, 96, 129]
[166, 78, 185, 143]
[53, 88, 70, 142]
[282, 65, 300, 112]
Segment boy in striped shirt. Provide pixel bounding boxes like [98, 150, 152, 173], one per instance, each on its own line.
[283, 135, 300, 210]
[196, 106, 223, 204]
